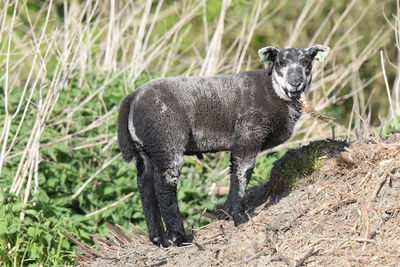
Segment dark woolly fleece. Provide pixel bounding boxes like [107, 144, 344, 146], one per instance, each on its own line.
[118, 68, 303, 247]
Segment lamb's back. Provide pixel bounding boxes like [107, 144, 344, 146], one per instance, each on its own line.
[135, 71, 255, 122]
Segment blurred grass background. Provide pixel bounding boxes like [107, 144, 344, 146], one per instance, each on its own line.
[0, 0, 399, 265]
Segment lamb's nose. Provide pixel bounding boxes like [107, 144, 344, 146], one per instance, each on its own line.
[289, 81, 301, 88]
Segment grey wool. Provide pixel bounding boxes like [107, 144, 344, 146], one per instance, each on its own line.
[117, 45, 330, 247]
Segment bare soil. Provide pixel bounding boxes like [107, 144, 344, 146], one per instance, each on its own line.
[69, 139, 400, 267]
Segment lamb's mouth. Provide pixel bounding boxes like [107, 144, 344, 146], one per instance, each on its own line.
[283, 87, 302, 99]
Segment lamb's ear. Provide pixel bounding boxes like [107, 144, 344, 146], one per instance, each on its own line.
[258, 46, 279, 62]
[307, 45, 330, 62]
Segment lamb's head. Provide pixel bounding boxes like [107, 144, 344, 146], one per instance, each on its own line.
[258, 45, 330, 101]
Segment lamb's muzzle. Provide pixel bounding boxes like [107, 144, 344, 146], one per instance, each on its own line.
[117, 45, 330, 247]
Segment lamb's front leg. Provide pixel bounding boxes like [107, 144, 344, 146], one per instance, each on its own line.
[224, 153, 256, 226]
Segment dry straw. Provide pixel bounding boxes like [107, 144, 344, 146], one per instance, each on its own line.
[298, 93, 336, 124]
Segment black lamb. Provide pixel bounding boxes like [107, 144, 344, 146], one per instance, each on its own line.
[118, 45, 330, 247]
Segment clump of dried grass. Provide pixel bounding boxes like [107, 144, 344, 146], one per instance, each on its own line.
[299, 93, 336, 124]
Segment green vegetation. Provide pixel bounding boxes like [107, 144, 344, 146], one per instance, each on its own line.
[380, 116, 400, 137]
[0, 190, 89, 266]
[1, 0, 399, 265]
[282, 145, 325, 190]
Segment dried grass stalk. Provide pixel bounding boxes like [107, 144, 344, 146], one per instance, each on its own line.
[299, 93, 336, 123]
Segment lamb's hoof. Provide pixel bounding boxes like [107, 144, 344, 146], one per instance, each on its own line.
[218, 206, 249, 226]
[150, 236, 169, 248]
[167, 231, 192, 246]
[233, 212, 249, 226]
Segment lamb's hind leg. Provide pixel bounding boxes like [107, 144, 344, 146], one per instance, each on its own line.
[136, 152, 168, 247]
[153, 156, 189, 246]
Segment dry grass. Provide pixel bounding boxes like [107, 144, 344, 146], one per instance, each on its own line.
[299, 93, 336, 123]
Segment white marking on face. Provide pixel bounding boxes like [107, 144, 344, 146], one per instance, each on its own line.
[272, 62, 311, 101]
[272, 68, 292, 102]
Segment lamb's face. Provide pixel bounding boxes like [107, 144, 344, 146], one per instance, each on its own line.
[258, 45, 330, 101]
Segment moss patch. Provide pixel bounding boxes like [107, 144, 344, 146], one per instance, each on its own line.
[268, 140, 348, 196]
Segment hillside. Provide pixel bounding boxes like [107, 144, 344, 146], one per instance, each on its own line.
[68, 139, 400, 266]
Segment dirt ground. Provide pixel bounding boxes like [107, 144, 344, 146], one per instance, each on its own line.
[69, 139, 400, 267]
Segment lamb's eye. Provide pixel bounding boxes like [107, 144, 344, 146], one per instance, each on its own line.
[305, 68, 311, 75]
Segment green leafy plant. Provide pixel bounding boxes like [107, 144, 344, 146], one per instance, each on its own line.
[0, 190, 90, 266]
[379, 116, 400, 137]
[250, 151, 286, 187]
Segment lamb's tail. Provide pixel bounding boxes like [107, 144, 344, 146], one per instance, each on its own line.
[118, 93, 137, 162]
